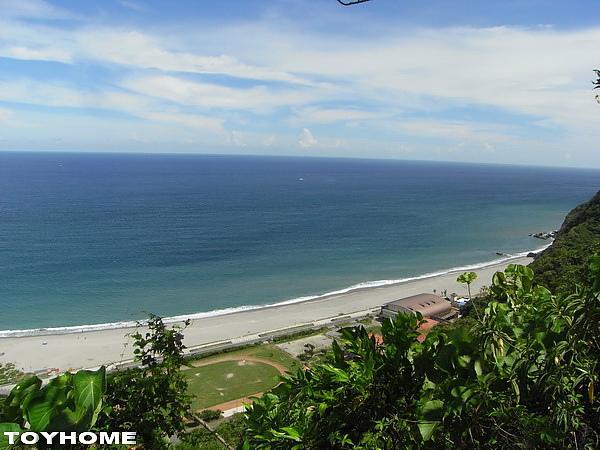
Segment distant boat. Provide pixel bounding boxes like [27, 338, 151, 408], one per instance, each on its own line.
[298, 178, 304, 181]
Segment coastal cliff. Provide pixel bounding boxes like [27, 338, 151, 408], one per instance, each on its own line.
[528, 190, 600, 292]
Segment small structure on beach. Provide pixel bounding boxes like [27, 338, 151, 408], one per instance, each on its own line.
[380, 293, 452, 320]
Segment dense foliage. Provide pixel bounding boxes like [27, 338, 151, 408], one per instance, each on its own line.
[242, 259, 600, 448]
[529, 190, 600, 293]
[0, 364, 28, 386]
[0, 368, 106, 449]
[174, 419, 247, 450]
[0, 315, 193, 449]
[98, 315, 192, 448]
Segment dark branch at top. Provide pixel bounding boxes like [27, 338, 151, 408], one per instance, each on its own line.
[337, 0, 372, 5]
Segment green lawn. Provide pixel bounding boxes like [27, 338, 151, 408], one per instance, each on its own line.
[248, 345, 302, 373]
[185, 344, 302, 372]
[185, 360, 281, 410]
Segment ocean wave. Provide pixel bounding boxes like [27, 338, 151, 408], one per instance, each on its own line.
[0, 248, 547, 338]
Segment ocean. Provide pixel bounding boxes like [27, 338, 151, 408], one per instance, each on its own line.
[1, 152, 598, 333]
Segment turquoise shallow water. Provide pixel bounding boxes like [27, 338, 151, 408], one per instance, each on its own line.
[1, 152, 598, 332]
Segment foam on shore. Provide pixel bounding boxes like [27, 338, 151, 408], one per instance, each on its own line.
[0, 254, 539, 373]
[0, 248, 546, 338]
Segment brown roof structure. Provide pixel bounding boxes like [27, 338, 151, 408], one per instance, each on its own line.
[417, 318, 440, 342]
[381, 293, 451, 319]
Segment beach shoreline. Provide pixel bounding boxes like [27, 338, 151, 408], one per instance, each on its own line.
[0, 255, 533, 374]
[0, 249, 544, 338]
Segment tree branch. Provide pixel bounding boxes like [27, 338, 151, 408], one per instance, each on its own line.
[189, 412, 235, 450]
[337, 0, 372, 5]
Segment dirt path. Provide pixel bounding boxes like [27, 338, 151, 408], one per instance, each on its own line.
[208, 392, 266, 413]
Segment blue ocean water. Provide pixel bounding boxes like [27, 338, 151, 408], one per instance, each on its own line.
[1, 152, 599, 332]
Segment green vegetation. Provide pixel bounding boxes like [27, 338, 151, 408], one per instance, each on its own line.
[175, 428, 228, 450]
[241, 191, 600, 449]
[185, 327, 327, 363]
[457, 271, 480, 318]
[529, 190, 600, 294]
[175, 417, 247, 449]
[186, 360, 281, 410]
[184, 344, 300, 411]
[196, 408, 222, 422]
[244, 345, 301, 372]
[243, 258, 600, 448]
[0, 368, 106, 449]
[456, 271, 477, 301]
[0, 364, 28, 386]
[268, 327, 330, 344]
[98, 315, 193, 448]
[0, 320, 302, 448]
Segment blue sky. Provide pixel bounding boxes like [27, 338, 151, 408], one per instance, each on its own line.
[1, 0, 599, 167]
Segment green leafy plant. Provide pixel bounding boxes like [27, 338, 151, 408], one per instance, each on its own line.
[457, 271, 479, 318]
[529, 190, 600, 294]
[242, 260, 600, 448]
[0, 367, 106, 449]
[243, 312, 429, 448]
[197, 409, 222, 422]
[0, 364, 28, 386]
[98, 314, 192, 448]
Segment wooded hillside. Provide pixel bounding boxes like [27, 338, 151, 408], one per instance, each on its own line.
[529, 190, 600, 293]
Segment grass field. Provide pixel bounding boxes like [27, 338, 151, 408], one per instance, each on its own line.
[186, 344, 301, 371]
[185, 359, 281, 410]
[247, 345, 302, 372]
[184, 344, 303, 410]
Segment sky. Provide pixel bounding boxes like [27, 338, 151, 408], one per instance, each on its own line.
[1, 0, 599, 168]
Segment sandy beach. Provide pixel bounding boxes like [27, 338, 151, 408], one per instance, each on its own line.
[0, 256, 532, 374]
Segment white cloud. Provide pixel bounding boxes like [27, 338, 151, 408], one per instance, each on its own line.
[119, 1, 149, 12]
[1, 0, 76, 20]
[0, 79, 151, 113]
[0, 79, 225, 134]
[256, 25, 600, 130]
[1, 2, 599, 166]
[483, 143, 496, 154]
[77, 29, 319, 86]
[262, 136, 276, 146]
[1, 45, 72, 63]
[92, 91, 152, 112]
[0, 107, 32, 127]
[129, 131, 143, 142]
[0, 21, 320, 86]
[5, 15, 598, 134]
[298, 128, 319, 148]
[140, 112, 224, 133]
[293, 107, 383, 124]
[223, 130, 246, 147]
[0, 80, 84, 107]
[0, 20, 75, 63]
[297, 128, 344, 149]
[390, 119, 512, 143]
[119, 75, 316, 111]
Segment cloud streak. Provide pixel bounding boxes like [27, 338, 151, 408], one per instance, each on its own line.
[1, 1, 599, 167]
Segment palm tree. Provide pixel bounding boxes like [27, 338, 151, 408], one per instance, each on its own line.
[457, 271, 479, 318]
